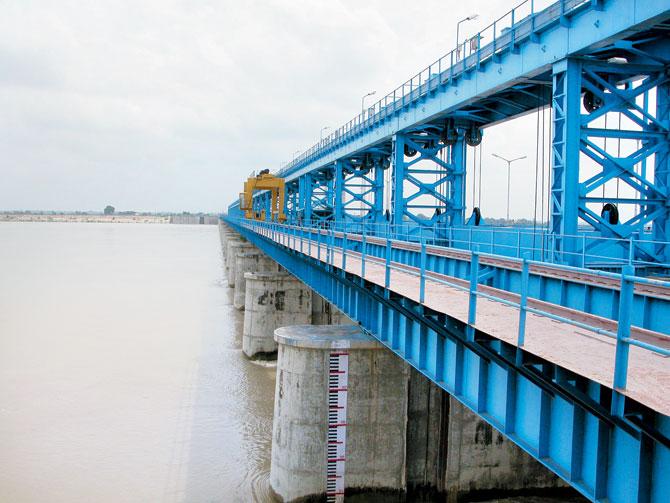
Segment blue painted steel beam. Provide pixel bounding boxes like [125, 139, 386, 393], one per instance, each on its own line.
[276, 0, 670, 186]
[226, 217, 670, 503]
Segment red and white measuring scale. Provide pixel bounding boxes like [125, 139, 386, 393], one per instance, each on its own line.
[326, 348, 349, 503]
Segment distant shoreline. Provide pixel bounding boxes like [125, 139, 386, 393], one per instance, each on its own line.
[0, 213, 219, 225]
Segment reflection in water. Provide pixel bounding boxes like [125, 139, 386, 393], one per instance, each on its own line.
[0, 223, 276, 503]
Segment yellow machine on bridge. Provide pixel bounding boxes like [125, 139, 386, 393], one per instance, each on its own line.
[239, 169, 287, 222]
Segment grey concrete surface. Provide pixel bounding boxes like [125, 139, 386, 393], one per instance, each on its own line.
[233, 252, 279, 310]
[311, 291, 355, 326]
[242, 273, 312, 358]
[270, 325, 409, 502]
[225, 240, 255, 287]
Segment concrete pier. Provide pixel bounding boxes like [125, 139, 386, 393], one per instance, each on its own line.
[225, 239, 255, 287]
[404, 367, 566, 500]
[218, 222, 236, 255]
[311, 291, 354, 325]
[443, 395, 565, 501]
[242, 272, 312, 358]
[270, 325, 409, 502]
[233, 252, 279, 310]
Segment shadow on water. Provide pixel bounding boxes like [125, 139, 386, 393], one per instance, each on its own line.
[181, 249, 278, 502]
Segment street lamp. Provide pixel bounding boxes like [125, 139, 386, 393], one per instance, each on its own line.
[456, 14, 479, 61]
[491, 153, 527, 221]
[320, 126, 331, 140]
[361, 91, 376, 114]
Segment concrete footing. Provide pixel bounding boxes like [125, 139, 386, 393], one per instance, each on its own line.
[233, 252, 279, 310]
[225, 240, 255, 287]
[270, 325, 409, 502]
[242, 272, 312, 358]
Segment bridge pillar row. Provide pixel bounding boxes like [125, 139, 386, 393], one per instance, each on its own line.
[232, 251, 280, 310]
[218, 221, 237, 258]
[225, 239, 256, 287]
[242, 272, 312, 358]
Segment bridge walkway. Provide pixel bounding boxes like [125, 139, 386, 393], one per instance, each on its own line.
[254, 224, 670, 417]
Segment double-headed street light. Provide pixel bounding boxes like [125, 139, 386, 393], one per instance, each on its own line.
[491, 153, 527, 221]
[320, 126, 330, 141]
[361, 91, 376, 115]
[456, 14, 479, 60]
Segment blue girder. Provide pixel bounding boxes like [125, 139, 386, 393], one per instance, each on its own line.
[224, 217, 670, 503]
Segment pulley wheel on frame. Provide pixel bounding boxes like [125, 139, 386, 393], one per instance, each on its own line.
[583, 89, 604, 113]
[404, 144, 418, 157]
[601, 203, 619, 225]
[465, 125, 482, 147]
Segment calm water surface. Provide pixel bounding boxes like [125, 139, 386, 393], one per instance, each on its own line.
[0, 222, 276, 502]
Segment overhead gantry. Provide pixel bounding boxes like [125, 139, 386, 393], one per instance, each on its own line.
[239, 169, 287, 223]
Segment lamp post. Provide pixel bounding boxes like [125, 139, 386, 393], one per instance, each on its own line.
[361, 91, 376, 115]
[456, 14, 479, 61]
[320, 126, 330, 141]
[491, 153, 526, 221]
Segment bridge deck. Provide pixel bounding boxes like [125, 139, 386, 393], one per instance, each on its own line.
[263, 227, 670, 416]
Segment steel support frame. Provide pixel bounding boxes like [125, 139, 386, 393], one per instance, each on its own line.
[286, 181, 299, 224]
[230, 218, 670, 503]
[391, 131, 467, 240]
[298, 169, 335, 226]
[551, 56, 670, 265]
[333, 158, 385, 232]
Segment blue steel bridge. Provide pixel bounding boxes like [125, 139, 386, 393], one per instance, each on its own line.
[223, 0, 670, 501]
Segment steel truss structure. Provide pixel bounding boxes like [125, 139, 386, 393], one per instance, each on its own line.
[224, 1, 670, 501]
[551, 40, 670, 266]
[228, 219, 670, 503]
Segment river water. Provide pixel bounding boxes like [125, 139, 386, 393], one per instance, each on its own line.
[0, 222, 276, 502]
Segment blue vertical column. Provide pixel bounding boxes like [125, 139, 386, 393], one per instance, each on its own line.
[449, 132, 466, 227]
[334, 160, 345, 227]
[653, 81, 669, 261]
[373, 162, 385, 224]
[264, 192, 272, 221]
[551, 58, 582, 264]
[391, 133, 406, 233]
[303, 172, 313, 225]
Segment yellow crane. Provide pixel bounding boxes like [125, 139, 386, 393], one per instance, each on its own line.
[239, 169, 286, 222]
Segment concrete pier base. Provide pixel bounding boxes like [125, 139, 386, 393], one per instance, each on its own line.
[233, 252, 279, 310]
[270, 325, 409, 502]
[218, 222, 236, 256]
[242, 272, 312, 358]
[225, 240, 255, 287]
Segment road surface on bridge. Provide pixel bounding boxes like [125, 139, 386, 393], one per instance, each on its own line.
[258, 226, 670, 417]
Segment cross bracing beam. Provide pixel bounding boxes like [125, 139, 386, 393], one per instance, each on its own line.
[273, 0, 670, 188]
[391, 127, 473, 241]
[227, 0, 670, 271]
[297, 169, 335, 225]
[550, 40, 670, 265]
[333, 155, 387, 230]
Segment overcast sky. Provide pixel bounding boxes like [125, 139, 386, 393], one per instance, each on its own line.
[1, 0, 561, 218]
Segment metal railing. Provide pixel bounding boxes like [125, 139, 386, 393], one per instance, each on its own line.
[235, 217, 670, 271]
[233, 217, 670, 409]
[275, 0, 591, 180]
